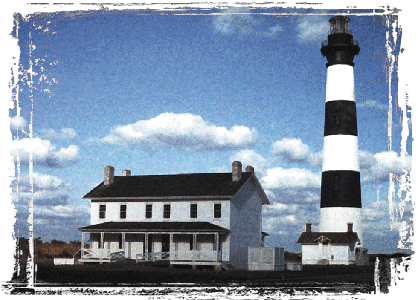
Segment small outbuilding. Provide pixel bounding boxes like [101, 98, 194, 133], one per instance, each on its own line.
[297, 223, 361, 265]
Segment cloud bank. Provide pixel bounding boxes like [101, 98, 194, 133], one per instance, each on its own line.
[11, 137, 79, 167]
[10, 115, 27, 131]
[39, 128, 77, 140]
[100, 112, 258, 151]
[271, 138, 322, 167]
[213, 7, 282, 38]
[296, 16, 329, 44]
[357, 100, 387, 110]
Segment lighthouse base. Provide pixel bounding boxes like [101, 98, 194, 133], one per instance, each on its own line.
[320, 207, 363, 246]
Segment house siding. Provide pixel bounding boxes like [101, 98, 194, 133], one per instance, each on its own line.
[91, 200, 230, 230]
[229, 177, 263, 269]
[301, 244, 356, 265]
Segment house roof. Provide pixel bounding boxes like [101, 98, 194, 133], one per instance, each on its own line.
[78, 221, 230, 233]
[84, 172, 253, 200]
[296, 232, 360, 245]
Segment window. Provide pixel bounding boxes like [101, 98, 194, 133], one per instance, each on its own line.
[99, 205, 106, 219]
[145, 204, 152, 219]
[190, 204, 197, 219]
[163, 204, 171, 219]
[214, 203, 222, 218]
[120, 205, 127, 219]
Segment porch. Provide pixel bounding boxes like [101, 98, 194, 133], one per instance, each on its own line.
[78, 221, 229, 265]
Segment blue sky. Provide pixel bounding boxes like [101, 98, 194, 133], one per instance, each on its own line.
[8, 5, 412, 254]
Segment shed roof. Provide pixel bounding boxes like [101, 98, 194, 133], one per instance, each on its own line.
[78, 221, 229, 233]
[296, 232, 360, 245]
[84, 172, 253, 199]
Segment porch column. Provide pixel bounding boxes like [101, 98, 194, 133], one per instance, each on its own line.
[214, 233, 219, 262]
[81, 232, 85, 259]
[144, 233, 149, 260]
[193, 233, 197, 262]
[100, 232, 104, 249]
[121, 233, 126, 249]
[169, 233, 174, 258]
[122, 233, 126, 259]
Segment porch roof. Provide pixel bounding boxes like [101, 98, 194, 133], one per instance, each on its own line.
[78, 221, 229, 233]
[296, 232, 360, 245]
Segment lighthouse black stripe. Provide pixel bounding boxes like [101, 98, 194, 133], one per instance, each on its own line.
[324, 100, 358, 136]
[320, 170, 361, 208]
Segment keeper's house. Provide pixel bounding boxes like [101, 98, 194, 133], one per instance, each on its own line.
[78, 161, 269, 270]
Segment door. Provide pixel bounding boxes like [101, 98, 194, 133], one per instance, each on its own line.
[162, 234, 170, 259]
[162, 234, 170, 252]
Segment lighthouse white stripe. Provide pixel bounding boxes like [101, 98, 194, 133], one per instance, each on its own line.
[322, 135, 359, 171]
[326, 65, 355, 102]
[320, 207, 363, 246]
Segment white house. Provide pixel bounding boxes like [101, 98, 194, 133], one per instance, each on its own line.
[78, 161, 269, 270]
[297, 223, 367, 265]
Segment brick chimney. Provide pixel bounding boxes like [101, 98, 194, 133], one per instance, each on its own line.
[347, 222, 353, 233]
[232, 161, 242, 182]
[306, 222, 312, 233]
[122, 169, 131, 176]
[245, 165, 254, 173]
[104, 165, 115, 186]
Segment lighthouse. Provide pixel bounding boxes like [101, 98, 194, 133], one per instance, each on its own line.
[297, 15, 367, 265]
[319, 15, 363, 246]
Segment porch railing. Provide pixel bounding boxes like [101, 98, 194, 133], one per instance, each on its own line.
[136, 252, 170, 263]
[136, 250, 221, 262]
[81, 248, 111, 260]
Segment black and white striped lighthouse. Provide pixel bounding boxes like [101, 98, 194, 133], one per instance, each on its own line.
[319, 15, 363, 246]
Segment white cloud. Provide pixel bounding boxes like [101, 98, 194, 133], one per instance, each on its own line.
[17, 172, 67, 191]
[11, 137, 79, 167]
[229, 149, 267, 174]
[15, 190, 69, 206]
[272, 138, 310, 160]
[271, 138, 412, 183]
[39, 127, 77, 140]
[357, 100, 387, 110]
[262, 199, 319, 234]
[12, 172, 71, 206]
[360, 150, 412, 182]
[213, 7, 282, 38]
[35, 204, 90, 218]
[10, 115, 27, 131]
[101, 112, 257, 151]
[297, 16, 328, 44]
[271, 138, 322, 167]
[261, 167, 321, 190]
